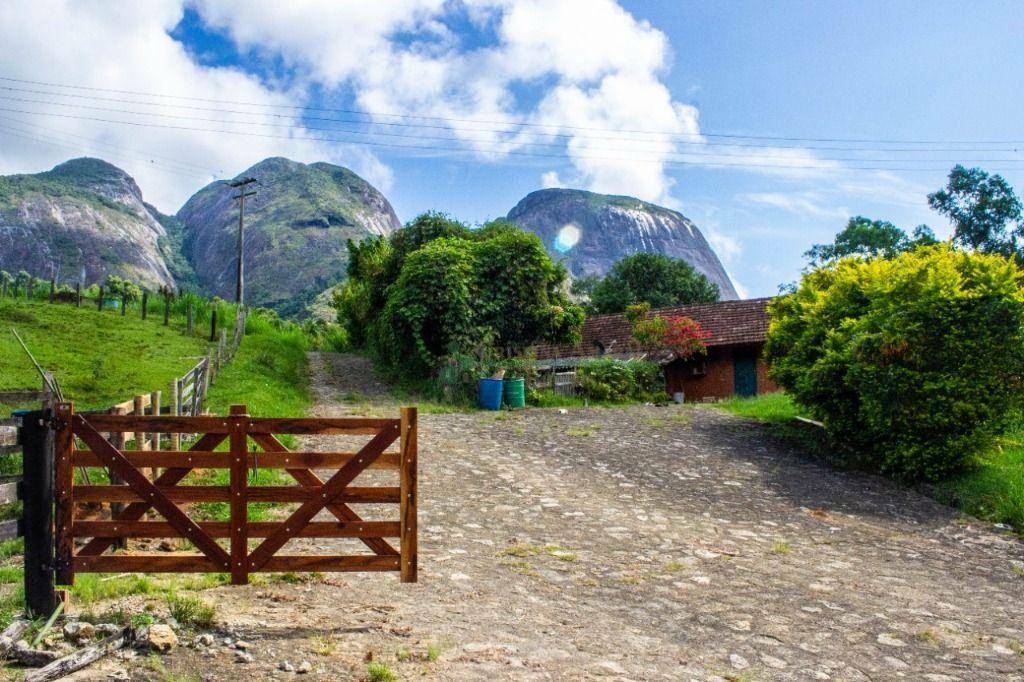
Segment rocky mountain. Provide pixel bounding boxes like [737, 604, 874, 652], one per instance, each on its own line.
[0, 158, 175, 289]
[177, 157, 401, 317]
[507, 188, 738, 300]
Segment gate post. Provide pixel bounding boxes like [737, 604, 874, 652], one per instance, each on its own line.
[228, 405, 249, 585]
[20, 408, 57, 616]
[399, 407, 418, 583]
[53, 402, 75, 586]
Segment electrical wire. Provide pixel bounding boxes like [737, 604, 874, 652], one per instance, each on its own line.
[1, 74, 1021, 146]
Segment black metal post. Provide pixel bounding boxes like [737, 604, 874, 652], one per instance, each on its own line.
[20, 408, 56, 617]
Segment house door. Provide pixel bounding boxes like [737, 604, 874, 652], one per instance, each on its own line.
[733, 354, 757, 397]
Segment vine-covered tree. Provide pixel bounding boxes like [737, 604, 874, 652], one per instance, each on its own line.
[339, 214, 584, 377]
[589, 253, 719, 314]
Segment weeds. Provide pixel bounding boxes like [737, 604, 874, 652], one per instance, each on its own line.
[367, 661, 398, 682]
[166, 593, 216, 629]
[310, 634, 335, 656]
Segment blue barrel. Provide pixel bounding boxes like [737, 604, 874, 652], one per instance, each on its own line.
[478, 378, 504, 410]
[503, 378, 526, 409]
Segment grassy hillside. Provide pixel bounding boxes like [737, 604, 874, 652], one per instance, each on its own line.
[0, 297, 213, 415]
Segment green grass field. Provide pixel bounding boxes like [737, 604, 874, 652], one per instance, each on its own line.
[0, 297, 224, 415]
[715, 393, 1024, 534]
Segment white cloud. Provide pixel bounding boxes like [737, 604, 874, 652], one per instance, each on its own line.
[0, 0, 391, 211]
[188, 0, 714, 204]
[540, 170, 562, 188]
[741, 192, 850, 221]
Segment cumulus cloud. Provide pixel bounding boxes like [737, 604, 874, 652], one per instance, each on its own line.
[187, 0, 717, 205]
[0, 0, 392, 211]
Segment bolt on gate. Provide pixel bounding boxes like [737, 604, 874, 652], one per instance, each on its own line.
[50, 402, 417, 585]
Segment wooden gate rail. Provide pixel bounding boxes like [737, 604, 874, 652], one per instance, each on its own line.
[52, 402, 418, 585]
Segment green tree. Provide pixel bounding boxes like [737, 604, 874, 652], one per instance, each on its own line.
[766, 244, 1024, 481]
[373, 238, 482, 376]
[0, 270, 12, 296]
[471, 226, 583, 356]
[104, 275, 141, 303]
[387, 211, 470, 277]
[928, 165, 1022, 257]
[805, 216, 937, 265]
[589, 253, 719, 314]
[338, 235, 392, 346]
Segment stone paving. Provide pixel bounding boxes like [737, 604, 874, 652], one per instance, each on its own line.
[100, 352, 1024, 681]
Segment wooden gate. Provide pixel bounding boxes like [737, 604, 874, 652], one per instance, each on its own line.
[51, 402, 417, 585]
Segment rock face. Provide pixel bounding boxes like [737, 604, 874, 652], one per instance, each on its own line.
[507, 188, 738, 300]
[177, 157, 401, 317]
[0, 158, 175, 289]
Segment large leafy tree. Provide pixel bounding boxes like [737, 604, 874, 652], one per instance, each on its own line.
[472, 228, 584, 356]
[928, 165, 1023, 257]
[345, 217, 584, 376]
[805, 216, 936, 266]
[589, 252, 719, 314]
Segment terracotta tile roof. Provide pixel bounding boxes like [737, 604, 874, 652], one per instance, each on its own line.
[534, 297, 773, 361]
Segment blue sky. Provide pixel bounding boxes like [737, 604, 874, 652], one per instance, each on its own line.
[1, 1, 1021, 297]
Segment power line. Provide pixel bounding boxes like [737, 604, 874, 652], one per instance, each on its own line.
[2, 74, 1021, 146]
[0, 115, 222, 176]
[1, 106, 1022, 173]
[5, 92, 1024, 163]
[0, 123, 212, 181]
[1, 84, 1020, 154]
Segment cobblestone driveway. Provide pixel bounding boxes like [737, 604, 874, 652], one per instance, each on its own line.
[111, 353, 1024, 681]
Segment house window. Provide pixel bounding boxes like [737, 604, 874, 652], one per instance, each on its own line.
[689, 361, 708, 377]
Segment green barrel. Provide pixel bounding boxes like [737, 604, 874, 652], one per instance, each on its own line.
[503, 377, 526, 409]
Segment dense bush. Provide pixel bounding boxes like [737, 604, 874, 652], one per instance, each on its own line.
[373, 239, 480, 376]
[576, 359, 666, 402]
[765, 244, 1024, 481]
[344, 215, 584, 379]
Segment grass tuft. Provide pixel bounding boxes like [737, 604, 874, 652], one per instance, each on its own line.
[166, 593, 216, 629]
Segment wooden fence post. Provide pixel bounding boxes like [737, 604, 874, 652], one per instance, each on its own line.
[210, 309, 217, 342]
[400, 406, 418, 583]
[150, 389, 161, 456]
[21, 405, 57, 615]
[97, 286, 104, 311]
[120, 293, 127, 316]
[163, 290, 170, 327]
[202, 355, 211, 404]
[228, 405, 249, 585]
[49, 278, 55, 303]
[108, 407, 127, 550]
[133, 396, 145, 452]
[53, 402, 74, 586]
[141, 291, 148, 320]
[170, 380, 180, 451]
[75, 282, 81, 308]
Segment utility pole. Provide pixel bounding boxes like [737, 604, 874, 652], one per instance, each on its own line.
[229, 177, 257, 306]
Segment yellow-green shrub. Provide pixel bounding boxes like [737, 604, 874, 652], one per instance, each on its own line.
[765, 244, 1024, 481]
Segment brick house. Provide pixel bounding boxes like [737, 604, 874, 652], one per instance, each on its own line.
[532, 297, 779, 401]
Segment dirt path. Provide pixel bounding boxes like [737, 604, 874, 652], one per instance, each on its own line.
[108, 352, 1024, 681]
